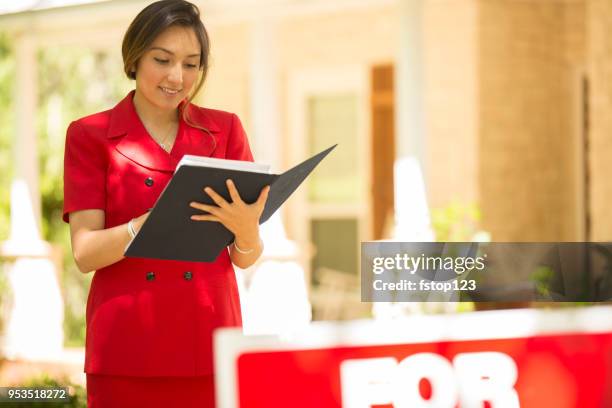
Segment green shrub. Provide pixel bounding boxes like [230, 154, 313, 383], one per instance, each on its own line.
[1, 374, 86, 408]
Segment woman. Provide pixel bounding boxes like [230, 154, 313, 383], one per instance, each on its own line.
[62, 1, 268, 406]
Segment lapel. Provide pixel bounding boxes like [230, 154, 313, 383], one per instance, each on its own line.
[171, 101, 220, 160]
[107, 91, 221, 172]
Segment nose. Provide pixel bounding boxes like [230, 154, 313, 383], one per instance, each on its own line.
[167, 62, 183, 85]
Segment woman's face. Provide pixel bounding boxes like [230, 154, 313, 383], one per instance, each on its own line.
[134, 25, 202, 111]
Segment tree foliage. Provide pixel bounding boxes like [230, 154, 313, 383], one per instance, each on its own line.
[0, 33, 14, 242]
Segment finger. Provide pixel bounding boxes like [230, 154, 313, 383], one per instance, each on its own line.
[255, 185, 270, 207]
[189, 201, 220, 215]
[204, 187, 229, 208]
[226, 179, 243, 204]
[190, 214, 220, 222]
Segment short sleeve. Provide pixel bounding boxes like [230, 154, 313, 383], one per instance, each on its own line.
[225, 114, 254, 162]
[62, 121, 108, 223]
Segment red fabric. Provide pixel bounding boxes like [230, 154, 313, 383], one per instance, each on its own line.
[63, 91, 252, 376]
[86, 374, 215, 408]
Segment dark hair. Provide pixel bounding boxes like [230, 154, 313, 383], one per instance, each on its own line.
[122, 1, 212, 137]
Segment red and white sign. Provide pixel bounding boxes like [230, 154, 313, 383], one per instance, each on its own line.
[214, 306, 612, 407]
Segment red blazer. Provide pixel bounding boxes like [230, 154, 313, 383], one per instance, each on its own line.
[63, 91, 251, 376]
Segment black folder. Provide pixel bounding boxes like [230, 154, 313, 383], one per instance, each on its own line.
[125, 145, 337, 262]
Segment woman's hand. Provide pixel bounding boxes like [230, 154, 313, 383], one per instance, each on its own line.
[70, 208, 151, 273]
[189, 179, 270, 246]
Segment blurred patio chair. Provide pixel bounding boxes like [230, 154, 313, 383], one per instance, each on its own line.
[310, 267, 370, 321]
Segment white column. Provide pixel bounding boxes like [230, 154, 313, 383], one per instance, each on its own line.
[392, 0, 434, 242]
[241, 18, 311, 335]
[396, 0, 425, 162]
[374, 0, 435, 319]
[0, 33, 64, 360]
[15, 33, 41, 235]
[248, 18, 297, 258]
[249, 19, 280, 171]
[2, 32, 47, 255]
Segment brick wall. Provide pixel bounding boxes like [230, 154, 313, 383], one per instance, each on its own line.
[423, 0, 479, 209]
[478, 0, 586, 240]
[588, 0, 612, 240]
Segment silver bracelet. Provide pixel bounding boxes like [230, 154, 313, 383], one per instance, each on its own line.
[127, 218, 137, 239]
[233, 239, 261, 254]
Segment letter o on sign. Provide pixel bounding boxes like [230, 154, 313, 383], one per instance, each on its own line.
[392, 353, 457, 408]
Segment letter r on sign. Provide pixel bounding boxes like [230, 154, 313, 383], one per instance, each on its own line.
[453, 352, 520, 408]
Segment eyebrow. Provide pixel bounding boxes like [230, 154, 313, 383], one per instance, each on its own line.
[150, 46, 200, 58]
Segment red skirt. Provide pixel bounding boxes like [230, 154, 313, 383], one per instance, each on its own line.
[86, 374, 215, 408]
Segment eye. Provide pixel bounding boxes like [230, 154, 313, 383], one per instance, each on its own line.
[154, 57, 169, 64]
[185, 63, 198, 69]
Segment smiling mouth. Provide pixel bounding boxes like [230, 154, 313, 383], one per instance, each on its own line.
[159, 87, 182, 95]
